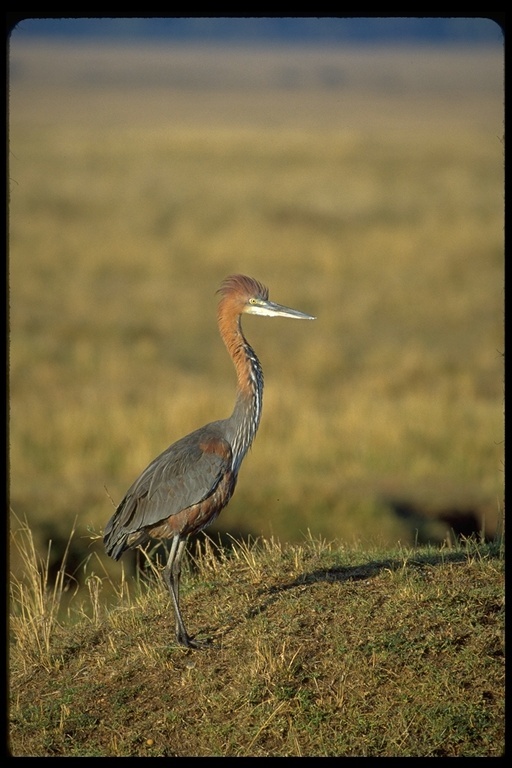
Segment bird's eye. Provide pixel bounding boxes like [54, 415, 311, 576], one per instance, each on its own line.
[249, 298, 256, 304]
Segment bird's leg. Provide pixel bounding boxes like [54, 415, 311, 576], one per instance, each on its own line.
[162, 536, 197, 647]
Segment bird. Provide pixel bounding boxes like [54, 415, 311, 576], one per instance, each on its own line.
[103, 274, 315, 648]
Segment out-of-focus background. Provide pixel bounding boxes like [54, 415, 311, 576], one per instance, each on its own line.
[9, 18, 504, 587]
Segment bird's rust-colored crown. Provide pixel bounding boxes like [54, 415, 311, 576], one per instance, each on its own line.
[217, 274, 269, 303]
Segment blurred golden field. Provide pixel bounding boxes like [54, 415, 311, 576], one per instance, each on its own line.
[8, 41, 504, 579]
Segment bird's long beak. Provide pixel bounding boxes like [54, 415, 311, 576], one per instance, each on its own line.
[246, 298, 316, 320]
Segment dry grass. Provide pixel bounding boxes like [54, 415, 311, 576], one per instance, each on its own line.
[8, 42, 504, 592]
[9, 518, 504, 756]
[9, 513, 79, 674]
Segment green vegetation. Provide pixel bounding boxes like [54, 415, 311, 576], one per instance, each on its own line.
[9, 42, 504, 756]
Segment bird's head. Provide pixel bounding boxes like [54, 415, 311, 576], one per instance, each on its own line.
[217, 274, 315, 321]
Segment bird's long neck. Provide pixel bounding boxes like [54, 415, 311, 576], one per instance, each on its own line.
[219, 311, 264, 473]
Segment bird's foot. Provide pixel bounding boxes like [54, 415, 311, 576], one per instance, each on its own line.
[176, 631, 212, 650]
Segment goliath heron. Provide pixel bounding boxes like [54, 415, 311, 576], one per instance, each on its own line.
[104, 274, 315, 648]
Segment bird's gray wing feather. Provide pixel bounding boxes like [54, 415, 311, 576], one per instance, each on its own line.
[104, 424, 231, 556]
